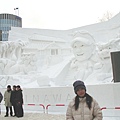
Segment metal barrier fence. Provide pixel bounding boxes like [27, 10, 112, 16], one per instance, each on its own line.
[0, 103, 45, 114]
[46, 104, 66, 114]
[100, 107, 120, 118]
[46, 105, 120, 115]
[101, 107, 120, 110]
[26, 104, 45, 113]
[1, 103, 120, 115]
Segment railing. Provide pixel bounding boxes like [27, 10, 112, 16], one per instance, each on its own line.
[101, 107, 120, 118]
[26, 104, 45, 113]
[101, 107, 120, 110]
[1, 103, 120, 115]
[0, 103, 45, 114]
[46, 105, 120, 114]
[46, 104, 67, 114]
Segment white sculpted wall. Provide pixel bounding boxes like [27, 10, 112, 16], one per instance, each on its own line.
[1, 13, 120, 88]
[0, 30, 120, 88]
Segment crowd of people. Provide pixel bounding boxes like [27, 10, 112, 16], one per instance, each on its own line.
[1, 85, 24, 118]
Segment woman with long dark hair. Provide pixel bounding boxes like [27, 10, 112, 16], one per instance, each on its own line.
[66, 80, 102, 120]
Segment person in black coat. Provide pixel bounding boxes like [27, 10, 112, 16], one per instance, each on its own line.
[15, 85, 24, 118]
[10, 85, 17, 117]
[0, 92, 3, 103]
[0, 92, 3, 115]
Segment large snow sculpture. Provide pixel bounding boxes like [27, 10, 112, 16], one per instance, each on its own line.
[1, 27, 120, 88]
[0, 39, 71, 87]
[60, 31, 98, 86]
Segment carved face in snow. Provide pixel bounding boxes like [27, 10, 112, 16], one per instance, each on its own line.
[97, 42, 119, 60]
[72, 37, 95, 61]
[98, 46, 111, 60]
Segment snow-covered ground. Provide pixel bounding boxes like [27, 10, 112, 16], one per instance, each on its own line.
[0, 112, 65, 120]
[0, 112, 120, 120]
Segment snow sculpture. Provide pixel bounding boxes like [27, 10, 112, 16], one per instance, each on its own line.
[1, 27, 120, 88]
[0, 59, 5, 74]
[61, 31, 98, 86]
[0, 42, 9, 58]
[85, 38, 120, 84]
[0, 41, 31, 75]
[71, 31, 95, 78]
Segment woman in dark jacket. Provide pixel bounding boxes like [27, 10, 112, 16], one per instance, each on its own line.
[15, 85, 24, 118]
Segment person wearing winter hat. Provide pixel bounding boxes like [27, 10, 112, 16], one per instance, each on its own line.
[10, 85, 17, 117]
[73, 80, 86, 94]
[15, 85, 24, 118]
[4, 85, 13, 117]
[66, 80, 103, 120]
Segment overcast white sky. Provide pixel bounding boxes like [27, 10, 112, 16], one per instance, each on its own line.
[0, 0, 120, 30]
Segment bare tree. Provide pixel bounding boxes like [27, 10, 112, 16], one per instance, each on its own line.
[98, 11, 114, 22]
